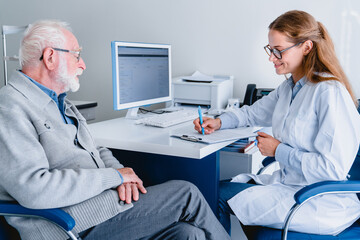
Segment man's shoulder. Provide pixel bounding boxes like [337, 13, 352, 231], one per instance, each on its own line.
[1, 71, 28, 97]
[0, 74, 38, 119]
[0, 83, 25, 110]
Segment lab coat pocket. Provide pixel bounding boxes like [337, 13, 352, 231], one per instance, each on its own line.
[293, 111, 317, 149]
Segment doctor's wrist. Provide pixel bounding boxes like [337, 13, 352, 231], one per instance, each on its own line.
[215, 118, 222, 130]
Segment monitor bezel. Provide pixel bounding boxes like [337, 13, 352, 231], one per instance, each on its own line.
[111, 41, 172, 111]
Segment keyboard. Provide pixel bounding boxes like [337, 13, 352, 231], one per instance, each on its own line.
[136, 109, 199, 128]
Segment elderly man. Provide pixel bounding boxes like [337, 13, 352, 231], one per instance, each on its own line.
[0, 20, 230, 240]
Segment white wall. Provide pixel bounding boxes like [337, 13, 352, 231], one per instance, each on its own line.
[1, 0, 360, 122]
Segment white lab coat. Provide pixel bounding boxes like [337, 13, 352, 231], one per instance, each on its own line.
[222, 78, 360, 235]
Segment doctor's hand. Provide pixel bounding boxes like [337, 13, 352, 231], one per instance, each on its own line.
[117, 168, 147, 204]
[256, 132, 281, 157]
[193, 117, 221, 134]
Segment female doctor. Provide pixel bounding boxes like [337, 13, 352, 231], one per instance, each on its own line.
[194, 10, 360, 235]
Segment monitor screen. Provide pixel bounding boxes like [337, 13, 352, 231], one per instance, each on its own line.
[111, 41, 171, 115]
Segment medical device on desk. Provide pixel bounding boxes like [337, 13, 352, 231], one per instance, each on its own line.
[172, 72, 233, 115]
[111, 41, 172, 119]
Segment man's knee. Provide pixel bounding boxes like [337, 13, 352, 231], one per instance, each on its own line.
[167, 180, 207, 206]
[167, 180, 201, 195]
[172, 222, 206, 240]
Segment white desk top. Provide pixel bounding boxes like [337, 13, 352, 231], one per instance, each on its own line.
[88, 118, 235, 159]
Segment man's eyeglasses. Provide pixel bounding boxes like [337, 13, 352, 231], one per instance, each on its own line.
[264, 42, 304, 59]
[39, 47, 81, 62]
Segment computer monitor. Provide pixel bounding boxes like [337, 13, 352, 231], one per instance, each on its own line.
[111, 41, 172, 118]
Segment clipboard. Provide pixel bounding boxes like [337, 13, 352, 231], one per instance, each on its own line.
[171, 127, 261, 144]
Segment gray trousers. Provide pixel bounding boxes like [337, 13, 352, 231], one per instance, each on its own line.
[82, 180, 230, 240]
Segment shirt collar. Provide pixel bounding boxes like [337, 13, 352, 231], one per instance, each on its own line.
[288, 75, 307, 101]
[287, 75, 307, 88]
[19, 71, 67, 108]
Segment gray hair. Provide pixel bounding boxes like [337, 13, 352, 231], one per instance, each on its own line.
[19, 20, 72, 67]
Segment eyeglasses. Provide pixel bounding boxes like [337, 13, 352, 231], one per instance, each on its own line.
[39, 47, 82, 62]
[264, 42, 304, 59]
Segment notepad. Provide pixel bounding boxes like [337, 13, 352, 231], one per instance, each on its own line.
[171, 127, 261, 144]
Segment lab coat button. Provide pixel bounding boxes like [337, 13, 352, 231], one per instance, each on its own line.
[119, 201, 125, 206]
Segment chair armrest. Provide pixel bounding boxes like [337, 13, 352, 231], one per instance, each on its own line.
[257, 157, 278, 175]
[294, 180, 360, 204]
[281, 180, 360, 240]
[262, 157, 276, 167]
[0, 201, 75, 231]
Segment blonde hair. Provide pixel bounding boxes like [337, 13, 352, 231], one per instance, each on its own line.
[269, 10, 357, 104]
[19, 20, 71, 68]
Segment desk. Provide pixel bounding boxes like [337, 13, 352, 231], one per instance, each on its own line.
[72, 100, 97, 121]
[88, 117, 257, 213]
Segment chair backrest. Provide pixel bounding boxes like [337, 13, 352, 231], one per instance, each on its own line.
[348, 101, 360, 181]
[347, 101, 360, 201]
[348, 147, 360, 181]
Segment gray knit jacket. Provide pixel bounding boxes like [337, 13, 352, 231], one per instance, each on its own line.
[0, 71, 133, 240]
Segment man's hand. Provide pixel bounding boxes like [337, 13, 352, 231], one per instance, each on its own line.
[256, 132, 281, 157]
[193, 117, 221, 134]
[117, 168, 147, 204]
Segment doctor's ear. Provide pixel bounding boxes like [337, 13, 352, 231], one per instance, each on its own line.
[303, 40, 313, 56]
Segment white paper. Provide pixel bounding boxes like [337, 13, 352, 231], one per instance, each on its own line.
[181, 70, 229, 82]
[171, 126, 262, 144]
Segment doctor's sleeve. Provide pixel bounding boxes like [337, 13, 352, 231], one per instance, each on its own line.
[219, 87, 279, 129]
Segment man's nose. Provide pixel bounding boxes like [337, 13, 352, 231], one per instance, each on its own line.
[78, 57, 86, 70]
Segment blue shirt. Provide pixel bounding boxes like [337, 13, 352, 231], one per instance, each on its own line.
[19, 71, 74, 125]
[289, 75, 306, 102]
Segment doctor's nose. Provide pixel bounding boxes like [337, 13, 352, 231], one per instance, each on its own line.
[269, 52, 277, 62]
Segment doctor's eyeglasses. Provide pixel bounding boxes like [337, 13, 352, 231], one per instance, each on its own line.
[264, 42, 304, 59]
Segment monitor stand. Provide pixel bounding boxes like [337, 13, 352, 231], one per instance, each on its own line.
[125, 107, 140, 119]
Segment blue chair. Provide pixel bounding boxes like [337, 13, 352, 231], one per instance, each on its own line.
[0, 201, 78, 240]
[243, 151, 360, 240]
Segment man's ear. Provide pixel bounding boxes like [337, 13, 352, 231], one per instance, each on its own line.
[42, 48, 57, 70]
[303, 40, 313, 56]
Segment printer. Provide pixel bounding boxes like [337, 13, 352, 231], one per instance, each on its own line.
[172, 72, 233, 115]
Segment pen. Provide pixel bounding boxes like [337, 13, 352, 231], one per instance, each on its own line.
[198, 106, 205, 135]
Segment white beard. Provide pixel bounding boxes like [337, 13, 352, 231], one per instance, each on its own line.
[56, 58, 82, 92]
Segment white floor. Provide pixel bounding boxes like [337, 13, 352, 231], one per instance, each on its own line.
[230, 215, 248, 240]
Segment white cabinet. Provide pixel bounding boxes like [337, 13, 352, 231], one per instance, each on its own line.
[219, 148, 265, 180]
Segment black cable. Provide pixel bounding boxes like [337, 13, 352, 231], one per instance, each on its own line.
[139, 108, 168, 114]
